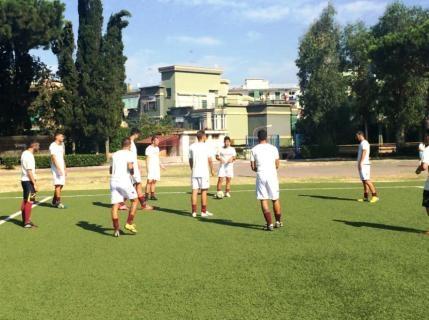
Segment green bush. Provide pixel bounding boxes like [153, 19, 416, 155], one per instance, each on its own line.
[300, 145, 339, 158]
[1, 154, 106, 169]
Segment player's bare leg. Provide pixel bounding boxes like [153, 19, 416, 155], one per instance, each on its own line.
[425, 208, 429, 236]
[111, 203, 121, 237]
[135, 182, 153, 210]
[273, 199, 283, 228]
[145, 179, 151, 200]
[124, 198, 139, 234]
[260, 200, 273, 230]
[216, 177, 223, 192]
[225, 177, 232, 197]
[366, 180, 379, 203]
[191, 189, 199, 217]
[201, 189, 210, 217]
[150, 180, 158, 200]
[53, 185, 63, 207]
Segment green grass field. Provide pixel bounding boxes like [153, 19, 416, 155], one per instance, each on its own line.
[0, 182, 428, 320]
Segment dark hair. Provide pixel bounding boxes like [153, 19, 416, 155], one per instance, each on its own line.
[122, 138, 131, 148]
[224, 136, 231, 142]
[425, 130, 429, 136]
[257, 130, 267, 141]
[54, 130, 64, 137]
[196, 130, 205, 141]
[151, 135, 158, 142]
[130, 128, 141, 136]
[356, 130, 365, 137]
[26, 140, 39, 148]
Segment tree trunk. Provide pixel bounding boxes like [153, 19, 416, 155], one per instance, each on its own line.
[105, 138, 110, 159]
[72, 141, 76, 154]
[95, 142, 99, 155]
[364, 119, 369, 141]
[395, 124, 406, 146]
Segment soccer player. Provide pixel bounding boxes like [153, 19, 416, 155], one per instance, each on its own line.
[20, 141, 40, 228]
[145, 135, 164, 201]
[250, 130, 282, 231]
[215, 136, 236, 198]
[356, 131, 379, 203]
[129, 128, 153, 211]
[189, 130, 215, 218]
[50, 131, 66, 208]
[415, 130, 429, 235]
[110, 138, 140, 237]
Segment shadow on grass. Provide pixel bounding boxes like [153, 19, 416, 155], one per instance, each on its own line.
[333, 219, 426, 234]
[0, 216, 23, 227]
[92, 201, 112, 209]
[37, 202, 55, 208]
[155, 207, 262, 231]
[299, 195, 356, 202]
[76, 221, 116, 237]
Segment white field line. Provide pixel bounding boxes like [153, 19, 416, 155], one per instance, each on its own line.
[0, 196, 52, 226]
[0, 185, 423, 200]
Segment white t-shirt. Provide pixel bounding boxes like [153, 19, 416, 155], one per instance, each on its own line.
[218, 146, 236, 168]
[130, 140, 139, 166]
[49, 142, 65, 171]
[250, 143, 279, 177]
[419, 143, 425, 160]
[421, 146, 429, 190]
[21, 150, 36, 182]
[189, 142, 211, 178]
[357, 140, 370, 165]
[110, 150, 134, 182]
[145, 145, 160, 171]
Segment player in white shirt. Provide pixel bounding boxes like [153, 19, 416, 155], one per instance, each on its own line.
[110, 138, 140, 237]
[49, 131, 67, 208]
[415, 131, 429, 236]
[19, 141, 40, 228]
[356, 131, 379, 203]
[418, 142, 425, 163]
[189, 130, 215, 218]
[250, 130, 283, 231]
[145, 136, 164, 201]
[128, 128, 153, 211]
[215, 136, 236, 198]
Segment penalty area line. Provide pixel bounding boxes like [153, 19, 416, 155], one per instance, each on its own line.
[0, 196, 52, 227]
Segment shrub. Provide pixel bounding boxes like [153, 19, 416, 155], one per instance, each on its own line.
[1, 154, 106, 169]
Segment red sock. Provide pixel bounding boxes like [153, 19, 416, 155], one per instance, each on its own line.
[126, 213, 134, 225]
[24, 201, 33, 224]
[274, 212, 282, 222]
[364, 192, 369, 199]
[263, 211, 273, 225]
[138, 196, 146, 208]
[151, 192, 155, 197]
[202, 205, 207, 213]
[226, 189, 230, 193]
[20, 201, 25, 223]
[112, 218, 119, 231]
[192, 204, 197, 213]
[372, 192, 377, 197]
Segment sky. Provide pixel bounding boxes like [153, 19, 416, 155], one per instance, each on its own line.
[34, 0, 429, 88]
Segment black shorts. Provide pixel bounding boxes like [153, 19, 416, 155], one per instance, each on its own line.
[422, 190, 429, 208]
[21, 181, 35, 201]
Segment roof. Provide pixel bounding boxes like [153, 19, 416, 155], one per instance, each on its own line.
[137, 135, 179, 147]
[158, 65, 223, 75]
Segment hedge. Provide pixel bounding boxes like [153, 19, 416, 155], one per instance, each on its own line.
[1, 154, 107, 169]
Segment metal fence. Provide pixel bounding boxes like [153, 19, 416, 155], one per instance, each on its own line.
[245, 135, 280, 149]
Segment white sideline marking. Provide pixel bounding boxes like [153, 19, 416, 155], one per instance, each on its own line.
[0, 185, 423, 200]
[0, 196, 52, 226]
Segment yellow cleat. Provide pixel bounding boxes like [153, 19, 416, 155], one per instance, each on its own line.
[357, 198, 369, 202]
[370, 196, 380, 203]
[125, 223, 138, 233]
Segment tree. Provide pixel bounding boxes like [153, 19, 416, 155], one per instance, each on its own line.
[76, 0, 104, 151]
[52, 21, 82, 152]
[296, 3, 349, 145]
[342, 22, 379, 139]
[99, 10, 131, 155]
[0, 0, 64, 135]
[370, 2, 429, 144]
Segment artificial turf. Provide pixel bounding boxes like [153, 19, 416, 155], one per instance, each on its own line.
[0, 182, 428, 320]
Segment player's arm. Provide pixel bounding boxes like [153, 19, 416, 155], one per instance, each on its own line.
[51, 154, 64, 175]
[275, 159, 280, 170]
[250, 161, 257, 172]
[128, 161, 135, 176]
[27, 169, 38, 192]
[109, 165, 112, 175]
[358, 149, 367, 169]
[145, 155, 150, 173]
[209, 157, 215, 176]
[416, 162, 428, 174]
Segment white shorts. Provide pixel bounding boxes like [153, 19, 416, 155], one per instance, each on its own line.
[147, 168, 161, 181]
[192, 177, 210, 190]
[51, 169, 65, 186]
[218, 165, 234, 178]
[131, 167, 142, 184]
[359, 165, 371, 181]
[256, 175, 279, 200]
[110, 179, 138, 204]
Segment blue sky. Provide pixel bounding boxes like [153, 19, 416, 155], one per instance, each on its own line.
[34, 0, 429, 88]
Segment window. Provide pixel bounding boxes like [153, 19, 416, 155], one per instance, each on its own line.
[202, 100, 207, 109]
[249, 91, 254, 98]
[166, 88, 172, 99]
[275, 92, 281, 100]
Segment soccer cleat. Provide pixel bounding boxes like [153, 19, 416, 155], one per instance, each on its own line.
[225, 192, 231, 198]
[263, 224, 274, 231]
[192, 212, 197, 218]
[370, 196, 380, 203]
[141, 204, 154, 211]
[357, 198, 369, 202]
[150, 195, 158, 201]
[275, 221, 283, 228]
[201, 213, 209, 218]
[204, 211, 214, 217]
[113, 230, 120, 237]
[56, 203, 67, 209]
[24, 222, 38, 229]
[125, 223, 137, 233]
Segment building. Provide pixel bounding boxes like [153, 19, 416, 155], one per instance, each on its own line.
[121, 90, 140, 127]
